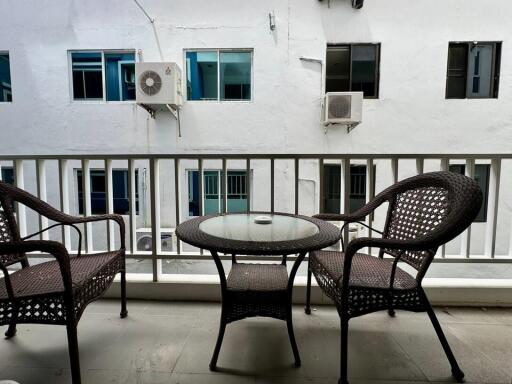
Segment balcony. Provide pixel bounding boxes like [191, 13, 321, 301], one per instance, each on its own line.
[1, 153, 512, 383]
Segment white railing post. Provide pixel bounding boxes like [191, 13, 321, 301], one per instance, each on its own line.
[105, 159, 115, 252]
[485, 158, 501, 258]
[36, 159, 49, 240]
[440, 157, 449, 258]
[81, 159, 93, 253]
[460, 159, 475, 258]
[128, 159, 137, 255]
[14, 160, 26, 238]
[59, 159, 71, 250]
[150, 158, 161, 281]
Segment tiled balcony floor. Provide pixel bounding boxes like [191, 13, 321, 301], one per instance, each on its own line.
[1, 300, 512, 383]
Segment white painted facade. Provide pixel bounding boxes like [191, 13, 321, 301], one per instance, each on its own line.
[1, 0, 512, 270]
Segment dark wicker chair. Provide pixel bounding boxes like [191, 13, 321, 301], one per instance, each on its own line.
[304, 171, 482, 384]
[0, 181, 128, 384]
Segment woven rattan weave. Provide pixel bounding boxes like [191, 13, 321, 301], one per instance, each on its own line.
[0, 181, 128, 384]
[305, 171, 482, 384]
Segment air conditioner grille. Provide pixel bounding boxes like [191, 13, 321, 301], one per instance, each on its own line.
[328, 95, 352, 119]
[139, 70, 162, 96]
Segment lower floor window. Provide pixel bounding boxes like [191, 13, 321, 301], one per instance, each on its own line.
[77, 169, 139, 215]
[188, 170, 248, 216]
[449, 164, 489, 222]
[0, 166, 14, 185]
[323, 164, 373, 214]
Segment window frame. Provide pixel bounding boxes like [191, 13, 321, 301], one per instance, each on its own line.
[0, 51, 12, 103]
[68, 49, 137, 104]
[445, 41, 502, 99]
[325, 43, 381, 99]
[184, 48, 254, 103]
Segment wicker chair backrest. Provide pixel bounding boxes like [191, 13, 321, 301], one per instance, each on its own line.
[378, 171, 482, 274]
[0, 181, 27, 266]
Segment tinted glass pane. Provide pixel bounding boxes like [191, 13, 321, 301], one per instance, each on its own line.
[0, 53, 12, 102]
[220, 52, 251, 101]
[351, 45, 377, 97]
[71, 52, 102, 100]
[326, 46, 350, 93]
[1, 167, 14, 185]
[186, 51, 218, 100]
[104, 52, 135, 101]
[467, 44, 493, 98]
[446, 44, 468, 99]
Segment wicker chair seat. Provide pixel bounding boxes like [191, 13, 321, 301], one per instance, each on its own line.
[0, 251, 123, 325]
[225, 263, 289, 322]
[310, 250, 422, 317]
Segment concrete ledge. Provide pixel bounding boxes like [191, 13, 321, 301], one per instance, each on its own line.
[104, 275, 512, 307]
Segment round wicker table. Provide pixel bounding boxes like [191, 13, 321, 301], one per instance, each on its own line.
[175, 212, 340, 370]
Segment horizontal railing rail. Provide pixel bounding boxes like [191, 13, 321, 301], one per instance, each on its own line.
[1, 154, 511, 282]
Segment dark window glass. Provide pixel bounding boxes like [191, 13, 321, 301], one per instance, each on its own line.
[326, 44, 379, 98]
[71, 52, 103, 100]
[104, 52, 136, 101]
[77, 169, 138, 215]
[220, 52, 252, 101]
[446, 42, 501, 99]
[0, 53, 12, 102]
[1, 167, 14, 185]
[322, 164, 374, 214]
[186, 51, 218, 100]
[449, 164, 489, 222]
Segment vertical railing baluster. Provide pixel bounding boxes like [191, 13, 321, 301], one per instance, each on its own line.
[59, 159, 71, 250]
[105, 158, 114, 252]
[81, 159, 93, 253]
[366, 158, 375, 255]
[416, 158, 424, 175]
[246, 158, 251, 212]
[198, 159, 204, 255]
[440, 157, 449, 258]
[128, 159, 137, 255]
[319, 158, 324, 214]
[270, 158, 275, 213]
[149, 158, 161, 281]
[174, 158, 181, 255]
[36, 159, 49, 240]
[342, 158, 350, 245]
[14, 160, 26, 238]
[294, 158, 299, 215]
[485, 158, 501, 258]
[461, 159, 475, 258]
[391, 157, 398, 183]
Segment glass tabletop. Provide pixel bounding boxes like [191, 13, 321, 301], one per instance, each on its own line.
[198, 213, 320, 242]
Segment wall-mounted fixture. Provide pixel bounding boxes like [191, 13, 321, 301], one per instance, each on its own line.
[269, 11, 276, 31]
[318, 0, 364, 9]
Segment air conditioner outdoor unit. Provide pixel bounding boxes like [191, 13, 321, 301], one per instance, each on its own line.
[135, 62, 183, 111]
[136, 228, 175, 253]
[323, 92, 363, 131]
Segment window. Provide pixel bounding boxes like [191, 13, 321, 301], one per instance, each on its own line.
[188, 170, 248, 216]
[326, 44, 380, 98]
[186, 50, 252, 101]
[71, 51, 135, 101]
[446, 42, 501, 99]
[449, 164, 489, 222]
[0, 53, 12, 102]
[323, 164, 374, 214]
[77, 169, 139, 215]
[0, 167, 15, 211]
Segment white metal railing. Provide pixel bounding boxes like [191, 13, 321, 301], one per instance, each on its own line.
[0, 154, 511, 283]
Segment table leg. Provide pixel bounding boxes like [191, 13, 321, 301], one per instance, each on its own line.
[286, 251, 307, 367]
[209, 250, 227, 371]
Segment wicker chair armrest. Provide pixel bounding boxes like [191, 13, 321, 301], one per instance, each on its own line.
[0, 240, 73, 297]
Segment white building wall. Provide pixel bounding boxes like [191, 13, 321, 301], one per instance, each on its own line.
[1, 0, 512, 260]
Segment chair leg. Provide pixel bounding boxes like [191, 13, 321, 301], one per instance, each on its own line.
[339, 316, 350, 384]
[304, 261, 312, 315]
[120, 269, 128, 318]
[5, 305, 18, 338]
[66, 323, 82, 384]
[209, 317, 227, 371]
[423, 295, 464, 382]
[286, 310, 301, 367]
